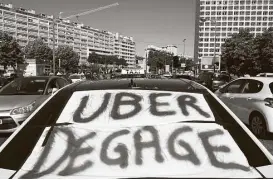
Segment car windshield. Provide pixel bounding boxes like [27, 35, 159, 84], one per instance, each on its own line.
[0, 89, 270, 178]
[69, 75, 81, 79]
[0, 78, 48, 95]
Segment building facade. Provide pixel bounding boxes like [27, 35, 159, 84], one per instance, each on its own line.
[0, 3, 136, 68]
[162, 45, 178, 56]
[194, 0, 273, 63]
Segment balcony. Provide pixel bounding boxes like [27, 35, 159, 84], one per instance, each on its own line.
[3, 14, 15, 19]
[4, 27, 16, 32]
[28, 25, 38, 30]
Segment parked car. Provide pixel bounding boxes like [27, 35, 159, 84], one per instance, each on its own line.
[0, 77, 7, 89]
[211, 73, 231, 91]
[0, 76, 70, 133]
[215, 77, 273, 138]
[173, 74, 198, 81]
[57, 74, 73, 84]
[196, 71, 214, 90]
[256, 73, 273, 77]
[69, 74, 86, 83]
[0, 79, 273, 178]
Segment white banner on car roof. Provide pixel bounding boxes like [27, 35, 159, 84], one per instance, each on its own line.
[14, 123, 260, 178]
[57, 90, 215, 128]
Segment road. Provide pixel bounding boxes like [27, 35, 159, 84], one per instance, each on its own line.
[1, 134, 273, 155]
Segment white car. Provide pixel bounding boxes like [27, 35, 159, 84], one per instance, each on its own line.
[215, 77, 273, 137]
[257, 73, 273, 77]
[0, 79, 273, 178]
[69, 74, 86, 83]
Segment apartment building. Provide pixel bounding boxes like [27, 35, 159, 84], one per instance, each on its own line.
[0, 3, 136, 68]
[194, 0, 273, 64]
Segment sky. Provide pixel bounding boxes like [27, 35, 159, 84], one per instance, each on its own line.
[5, 0, 196, 57]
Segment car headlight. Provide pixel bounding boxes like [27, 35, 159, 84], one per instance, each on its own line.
[10, 101, 36, 115]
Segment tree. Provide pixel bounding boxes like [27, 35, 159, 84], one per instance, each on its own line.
[0, 32, 25, 72]
[55, 45, 80, 73]
[24, 38, 52, 64]
[173, 56, 180, 68]
[147, 50, 173, 73]
[221, 29, 257, 75]
[87, 52, 101, 64]
[252, 27, 273, 73]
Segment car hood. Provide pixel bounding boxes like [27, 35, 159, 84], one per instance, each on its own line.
[0, 95, 48, 110]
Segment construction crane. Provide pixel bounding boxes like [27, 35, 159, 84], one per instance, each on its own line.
[52, 3, 119, 75]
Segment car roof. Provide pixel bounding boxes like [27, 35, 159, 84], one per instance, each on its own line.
[238, 77, 273, 83]
[70, 78, 205, 92]
[17, 76, 55, 80]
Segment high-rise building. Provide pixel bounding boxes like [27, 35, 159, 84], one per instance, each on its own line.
[194, 0, 273, 63]
[0, 3, 136, 68]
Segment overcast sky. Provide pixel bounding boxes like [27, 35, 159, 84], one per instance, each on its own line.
[7, 0, 196, 57]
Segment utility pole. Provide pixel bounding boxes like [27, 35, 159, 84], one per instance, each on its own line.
[52, 16, 55, 75]
[213, 20, 217, 73]
[183, 39, 186, 74]
[52, 14, 60, 75]
[145, 49, 148, 76]
[183, 39, 186, 57]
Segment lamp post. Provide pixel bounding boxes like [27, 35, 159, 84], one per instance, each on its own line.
[183, 39, 186, 57]
[183, 39, 186, 74]
[201, 18, 218, 72]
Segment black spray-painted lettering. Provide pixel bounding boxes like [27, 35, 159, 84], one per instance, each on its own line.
[111, 92, 142, 120]
[149, 93, 176, 116]
[168, 126, 201, 165]
[100, 129, 130, 168]
[20, 126, 250, 178]
[134, 126, 164, 165]
[21, 128, 96, 178]
[177, 95, 210, 118]
[73, 93, 111, 123]
[198, 129, 250, 171]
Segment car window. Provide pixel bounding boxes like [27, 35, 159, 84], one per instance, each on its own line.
[224, 79, 246, 93]
[242, 80, 263, 94]
[257, 73, 265, 77]
[0, 78, 48, 95]
[0, 89, 270, 178]
[46, 79, 59, 95]
[56, 78, 68, 88]
[267, 75, 273, 77]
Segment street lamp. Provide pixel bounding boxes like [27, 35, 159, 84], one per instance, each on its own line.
[200, 18, 217, 72]
[183, 39, 186, 57]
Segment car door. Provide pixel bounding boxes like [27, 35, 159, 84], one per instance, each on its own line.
[217, 79, 246, 115]
[235, 79, 264, 124]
